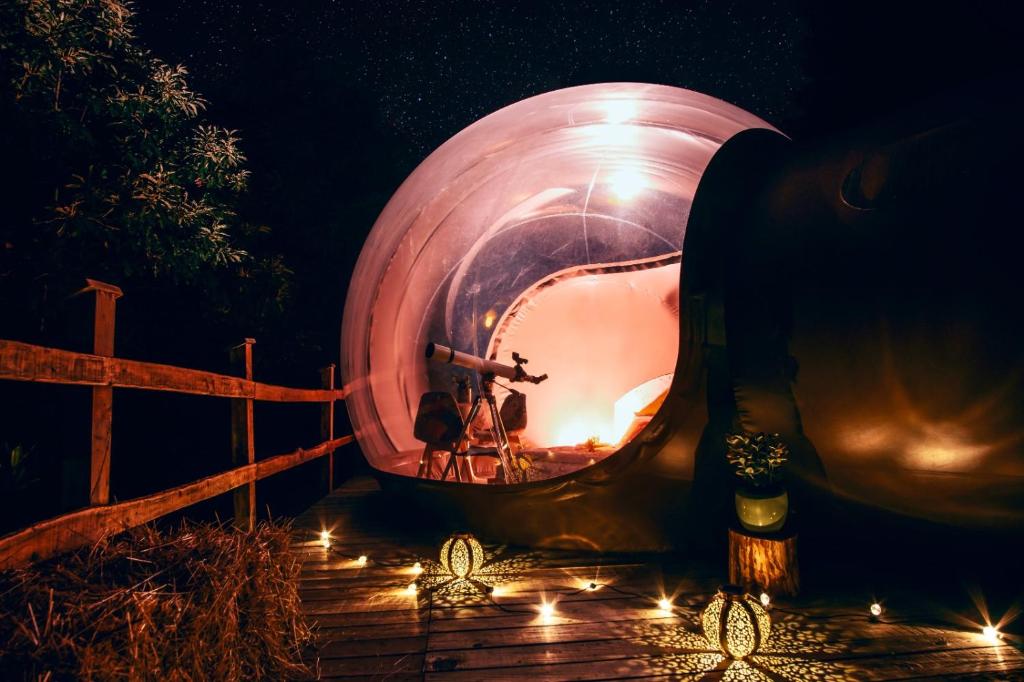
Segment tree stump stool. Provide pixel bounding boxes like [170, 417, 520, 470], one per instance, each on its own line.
[728, 525, 800, 597]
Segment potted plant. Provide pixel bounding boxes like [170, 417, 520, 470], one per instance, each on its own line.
[725, 432, 789, 533]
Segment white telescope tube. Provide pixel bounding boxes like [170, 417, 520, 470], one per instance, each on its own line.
[425, 342, 518, 380]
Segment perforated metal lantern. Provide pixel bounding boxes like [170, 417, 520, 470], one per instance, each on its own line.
[701, 584, 771, 659]
[439, 532, 484, 579]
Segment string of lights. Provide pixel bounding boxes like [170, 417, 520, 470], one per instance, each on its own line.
[314, 528, 1006, 651]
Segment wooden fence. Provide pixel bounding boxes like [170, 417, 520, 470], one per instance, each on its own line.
[0, 279, 353, 568]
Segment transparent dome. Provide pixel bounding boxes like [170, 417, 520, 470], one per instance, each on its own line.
[341, 83, 775, 483]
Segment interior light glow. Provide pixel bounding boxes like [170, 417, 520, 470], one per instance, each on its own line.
[357, 555, 368, 566]
[589, 123, 637, 146]
[539, 601, 556, 619]
[554, 415, 615, 447]
[658, 598, 672, 612]
[760, 592, 771, 608]
[607, 167, 646, 201]
[406, 582, 418, 595]
[603, 99, 636, 124]
[983, 625, 1001, 641]
[412, 562, 423, 575]
[319, 530, 331, 548]
[870, 603, 883, 617]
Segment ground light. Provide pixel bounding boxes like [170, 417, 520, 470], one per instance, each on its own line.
[440, 532, 485, 579]
[342, 534, 1015, 666]
[702, 584, 772, 659]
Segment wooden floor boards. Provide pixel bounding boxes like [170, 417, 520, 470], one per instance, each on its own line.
[291, 477, 1024, 681]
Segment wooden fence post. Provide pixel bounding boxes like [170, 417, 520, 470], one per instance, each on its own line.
[320, 364, 336, 493]
[230, 338, 256, 531]
[83, 279, 123, 506]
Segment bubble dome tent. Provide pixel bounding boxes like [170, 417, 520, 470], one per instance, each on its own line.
[341, 83, 775, 489]
[341, 82, 1024, 550]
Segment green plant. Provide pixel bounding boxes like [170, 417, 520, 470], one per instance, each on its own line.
[725, 431, 788, 489]
[0, 443, 39, 493]
[0, 0, 248, 278]
[0, 0, 292, 345]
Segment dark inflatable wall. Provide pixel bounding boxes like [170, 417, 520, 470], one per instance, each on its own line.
[376, 85, 1024, 550]
[704, 87, 1024, 533]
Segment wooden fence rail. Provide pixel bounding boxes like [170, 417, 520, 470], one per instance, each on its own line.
[0, 279, 352, 569]
[0, 339, 345, 403]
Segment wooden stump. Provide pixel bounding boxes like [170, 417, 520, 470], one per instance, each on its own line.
[728, 526, 800, 596]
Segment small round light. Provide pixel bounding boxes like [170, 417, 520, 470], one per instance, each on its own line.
[702, 585, 771, 659]
[870, 603, 883, 617]
[412, 562, 423, 574]
[319, 530, 331, 548]
[983, 625, 1001, 641]
[405, 582, 418, 595]
[539, 602, 556, 619]
[440, 532, 485, 579]
[357, 555, 368, 566]
[658, 598, 672, 611]
[760, 592, 771, 608]
[490, 586, 504, 597]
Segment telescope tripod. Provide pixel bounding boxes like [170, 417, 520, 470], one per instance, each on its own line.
[441, 372, 523, 484]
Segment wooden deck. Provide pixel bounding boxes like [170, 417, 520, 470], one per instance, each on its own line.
[291, 477, 1024, 681]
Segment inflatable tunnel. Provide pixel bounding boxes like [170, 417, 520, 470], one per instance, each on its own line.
[340, 83, 1024, 550]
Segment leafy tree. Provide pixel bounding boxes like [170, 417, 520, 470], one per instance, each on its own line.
[0, 0, 288, 338]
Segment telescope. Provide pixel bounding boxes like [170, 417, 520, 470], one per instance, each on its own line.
[423, 341, 547, 484]
[425, 342, 547, 384]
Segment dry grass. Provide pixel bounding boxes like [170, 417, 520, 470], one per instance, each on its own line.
[0, 520, 315, 681]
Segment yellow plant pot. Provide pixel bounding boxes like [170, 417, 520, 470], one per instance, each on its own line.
[735, 487, 788, 533]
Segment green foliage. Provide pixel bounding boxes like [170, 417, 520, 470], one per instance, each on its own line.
[0, 443, 39, 493]
[725, 431, 788, 489]
[0, 0, 249, 279]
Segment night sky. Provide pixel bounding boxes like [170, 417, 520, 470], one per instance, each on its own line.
[134, 1, 1021, 160]
[125, 1, 1022, 378]
[136, 1, 810, 159]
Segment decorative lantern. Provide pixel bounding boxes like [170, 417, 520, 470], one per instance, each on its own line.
[439, 532, 484, 579]
[701, 584, 771, 659]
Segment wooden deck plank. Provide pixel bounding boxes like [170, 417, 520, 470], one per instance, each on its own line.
[419, 646, 1024, 681]
[294, 477, 1024, 681]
